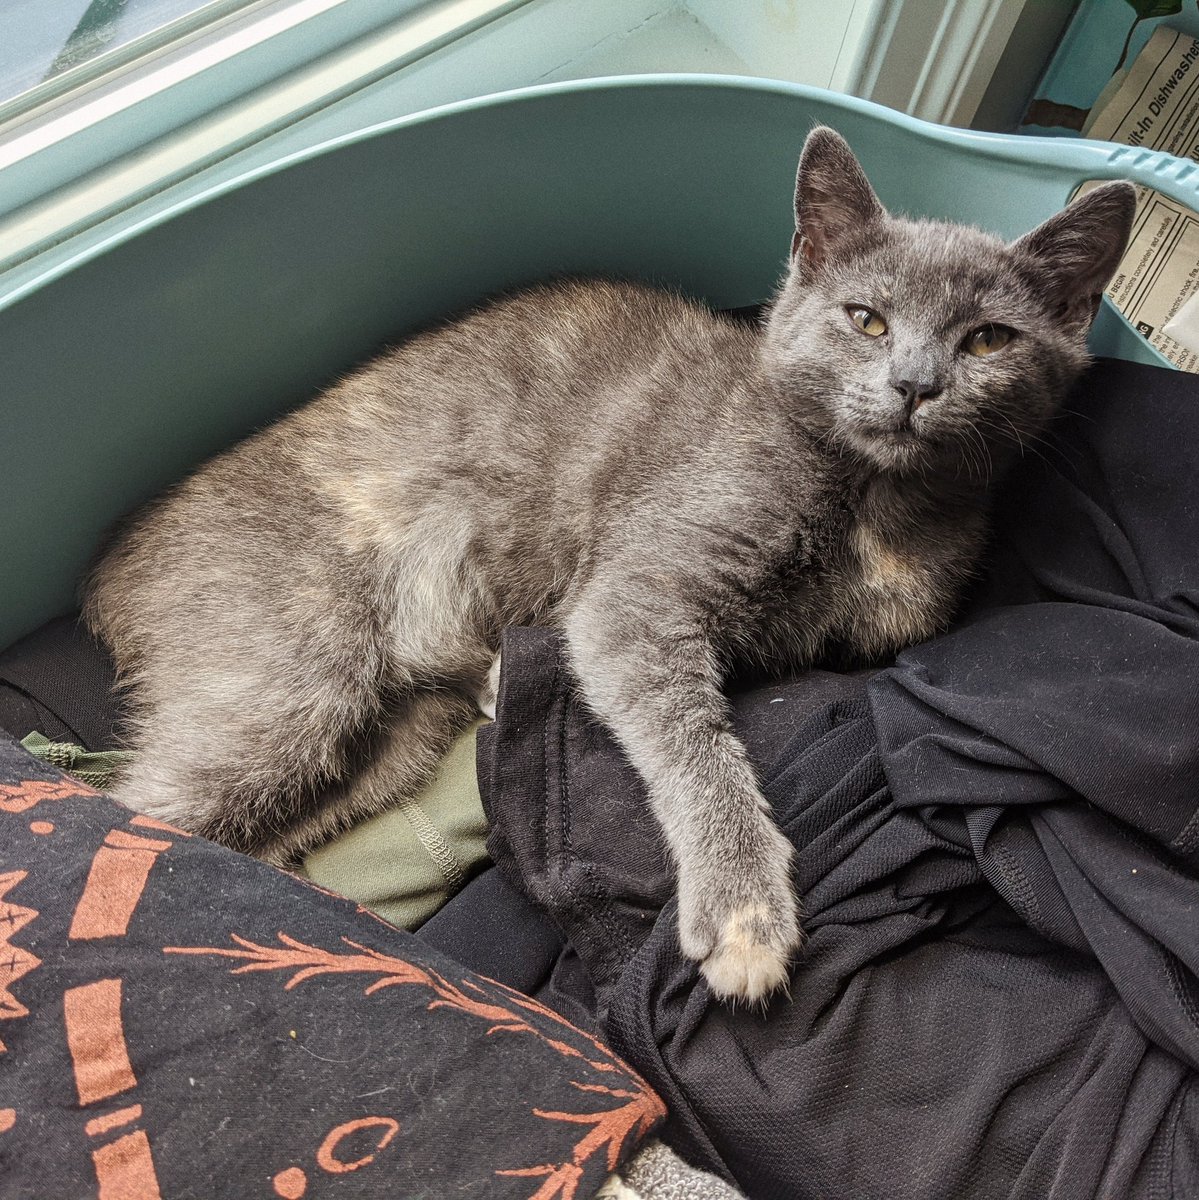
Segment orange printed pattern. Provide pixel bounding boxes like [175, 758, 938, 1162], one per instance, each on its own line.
[0, 755, 658, 1199]
[1, 807, 168, 1198]
[85, 1104, 143, 1138]
[0, 777, 98, 813]
[130, 814, 191, 836]
[63, 975, 164, 1196]
[92, 1129, 161, 1200]
[317, 1116, 401, 1173]
[270, 1116, 404, 1196]
[166, 932, 664, 1199]
[0, 871, 40, 1053]
[272, 1166, 309, 1198]
[70, 830, 174, 940]
[63, 978, 138, 1105]
[497, 1080, 663, 1199]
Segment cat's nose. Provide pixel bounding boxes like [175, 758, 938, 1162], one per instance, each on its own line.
[892, 378, 943, 415]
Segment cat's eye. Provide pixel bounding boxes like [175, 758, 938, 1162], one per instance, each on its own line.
[964, 324, 1015, 357]
[846, 306, 887, 337]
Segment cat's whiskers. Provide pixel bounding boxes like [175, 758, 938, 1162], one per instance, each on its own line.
[816, 420, 856, 461]
[1060, 405, 1099, 427]
[977, 426, 997, 480]
[974, 413, 1053, 470]
[951, 425, 990, 483]
[990, 409, 1028, 459]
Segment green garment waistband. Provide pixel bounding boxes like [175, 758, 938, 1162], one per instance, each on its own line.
[20, 731, 135, 792]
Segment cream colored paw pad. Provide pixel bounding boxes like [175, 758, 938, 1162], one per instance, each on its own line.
[700, 906, 790, 1002]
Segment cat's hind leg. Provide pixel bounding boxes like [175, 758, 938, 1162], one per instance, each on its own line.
[88, 477, 492, 866]
[475, 651, 502, 719]
[108, 672, 478, 868]
[105, 643, 387, 864]
[254, 685, 479, 865]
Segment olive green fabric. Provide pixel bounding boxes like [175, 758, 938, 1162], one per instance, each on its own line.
[18, 722, 489, 932]
[299, 718, 489, 929]
[20, 730, 136, 791]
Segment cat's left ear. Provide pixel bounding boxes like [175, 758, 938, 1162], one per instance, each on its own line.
[792, 126, 885, 268]
[1010, 181, 1137, 331]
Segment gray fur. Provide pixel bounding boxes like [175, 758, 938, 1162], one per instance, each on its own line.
[83, 127, 1134, 1001]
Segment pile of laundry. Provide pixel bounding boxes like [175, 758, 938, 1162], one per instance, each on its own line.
[2, 357, 1197, 1198]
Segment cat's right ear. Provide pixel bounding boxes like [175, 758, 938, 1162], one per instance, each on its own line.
[1010, 181, 1136, 332]
[792, 126, 885, 269]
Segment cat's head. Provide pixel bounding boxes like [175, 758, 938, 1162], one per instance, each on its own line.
[762, 126, 1136, 478]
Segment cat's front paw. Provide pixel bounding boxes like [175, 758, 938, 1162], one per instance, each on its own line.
[678, 822, 801, 1004]
[700, 902, 798, 1002]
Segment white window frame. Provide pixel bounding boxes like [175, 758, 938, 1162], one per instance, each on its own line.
[0, 0, 532, 273]
[0, 0, 1036, 291]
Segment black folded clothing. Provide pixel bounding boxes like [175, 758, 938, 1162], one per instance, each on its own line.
[477, 358, 1199, 1199]
[0, 616, 121, 750]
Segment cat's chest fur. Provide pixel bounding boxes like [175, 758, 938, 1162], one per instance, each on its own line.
[732, 487, 980, 670]
[839, 517, 959, 655]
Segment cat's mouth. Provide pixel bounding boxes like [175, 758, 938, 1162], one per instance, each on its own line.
[873, 424, 919, 444]
[844, 418, 924, 466]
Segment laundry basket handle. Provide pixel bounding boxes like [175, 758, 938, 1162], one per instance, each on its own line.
[1088, 143, 1199, 212]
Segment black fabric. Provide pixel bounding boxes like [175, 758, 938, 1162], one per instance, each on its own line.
[0, 615, 121, 750]
[0, 733, 665, 1197]
[479, 358, 1199, 1199]
[871, 358, 1199, 1072]
[418, 865, 566, 996]
[480, 642, 874, 1007]
[420, 877, 598, 1030]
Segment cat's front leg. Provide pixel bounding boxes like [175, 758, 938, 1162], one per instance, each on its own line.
[564, 593, 800, 1002]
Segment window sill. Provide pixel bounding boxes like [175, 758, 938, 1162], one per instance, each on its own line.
[0, 0, 531, 276]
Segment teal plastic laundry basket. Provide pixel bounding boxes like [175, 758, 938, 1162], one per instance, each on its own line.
[1, 76, 1195, 649]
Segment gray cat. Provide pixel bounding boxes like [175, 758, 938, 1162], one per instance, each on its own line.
[84, 127, 1135, 1002]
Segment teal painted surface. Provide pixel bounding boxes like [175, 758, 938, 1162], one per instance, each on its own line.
[0, 76, 1192, 646]
[1025, 0, 1199, 135]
